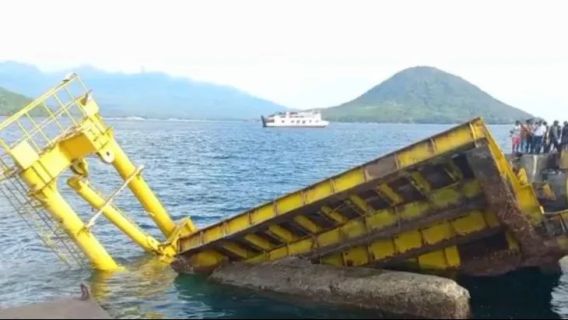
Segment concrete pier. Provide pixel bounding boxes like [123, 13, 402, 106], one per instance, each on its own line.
[0, 285, 111, 319]
[209, 258, 471, 319]
[0, 299, 110, 319]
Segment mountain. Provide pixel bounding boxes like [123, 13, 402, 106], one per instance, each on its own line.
[322, 66, 534, 124]
[0, 61, 286, 119]
[0, 86, 31, 115]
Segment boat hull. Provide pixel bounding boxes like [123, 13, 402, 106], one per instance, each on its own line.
[261, 116, 329, 128]
[263, 123, 329, 128]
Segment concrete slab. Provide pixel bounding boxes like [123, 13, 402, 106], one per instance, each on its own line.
[209, 257, 471, 319]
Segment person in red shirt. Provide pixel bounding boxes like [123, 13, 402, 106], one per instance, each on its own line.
[521, 119, 533, 153]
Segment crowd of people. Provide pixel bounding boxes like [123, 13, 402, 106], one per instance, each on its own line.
[510, 119, 568, 154]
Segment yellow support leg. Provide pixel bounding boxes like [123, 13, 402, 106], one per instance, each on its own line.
[67, 176, 163, 255]
[38, 183, 119, 271]
[103, 139, 196, 237]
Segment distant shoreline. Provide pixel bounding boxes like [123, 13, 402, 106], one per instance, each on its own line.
[0, 114, 519, 125]
[98, 117, 519, 125]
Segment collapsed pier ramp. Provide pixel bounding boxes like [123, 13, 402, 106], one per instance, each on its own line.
[2, 74, 568, 278]
[174, 118, 565, 276]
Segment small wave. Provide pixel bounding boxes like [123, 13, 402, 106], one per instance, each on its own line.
[106, 116, 146, 121]
[166, 118, 194, 122]
[125, 116, 146, 121]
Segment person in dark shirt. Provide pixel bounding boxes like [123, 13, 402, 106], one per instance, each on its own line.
[549, 120, 562, 152]
[562, 121, 568, 151]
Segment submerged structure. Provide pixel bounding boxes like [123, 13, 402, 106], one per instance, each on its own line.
[1, 74, 568, 280]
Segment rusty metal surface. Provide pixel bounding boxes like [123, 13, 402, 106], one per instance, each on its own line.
[303, 197, 486, 261]
[373, 227, 503, 269]
[465, 144, 562, 264]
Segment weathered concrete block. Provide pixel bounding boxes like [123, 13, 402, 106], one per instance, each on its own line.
[0, 298, 110, 319]
[209, 257, 470, 319]
[518, 154, 550, 182]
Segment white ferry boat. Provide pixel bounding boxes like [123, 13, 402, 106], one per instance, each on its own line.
[261, 111, 329, 128]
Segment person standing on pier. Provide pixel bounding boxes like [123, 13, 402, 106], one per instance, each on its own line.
[510, 121, 522, 153]
[521, 119, 532, 153]
[532, 121, 546, 154]
[543, 121, 551, 153]
[562, 121, 568, 151]
[549, 120, 562, 152]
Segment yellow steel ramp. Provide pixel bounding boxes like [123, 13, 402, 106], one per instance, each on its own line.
[173, 118, 560, 275]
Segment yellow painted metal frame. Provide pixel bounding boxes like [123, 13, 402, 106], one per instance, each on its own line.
[0, 74, 194, 270]
[177, 118, 543, 273]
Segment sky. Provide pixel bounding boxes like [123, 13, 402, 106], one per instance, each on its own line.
[1, 0, 567, 121]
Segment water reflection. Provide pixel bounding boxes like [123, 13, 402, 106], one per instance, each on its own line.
[90, 255, 175, 319]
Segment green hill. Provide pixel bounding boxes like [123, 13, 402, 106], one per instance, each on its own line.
[0, 86, 31, 115]
[322, 66, 533, 124]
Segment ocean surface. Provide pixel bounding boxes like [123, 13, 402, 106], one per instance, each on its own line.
[0, 119, 567, 319]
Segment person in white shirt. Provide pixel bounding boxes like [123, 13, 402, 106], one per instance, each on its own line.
[532, 121, 547, 154]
